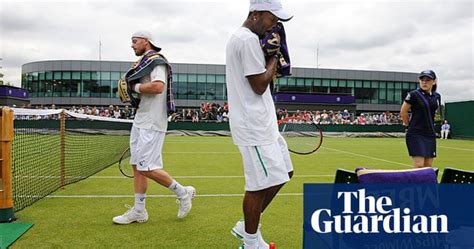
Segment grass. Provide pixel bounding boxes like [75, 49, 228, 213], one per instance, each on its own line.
[12, 134, 129, 211]
[11, 136, 474, 248]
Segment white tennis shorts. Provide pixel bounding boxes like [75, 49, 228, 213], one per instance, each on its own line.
[130, 126, 166, 171]
[238, 134, 293, 191]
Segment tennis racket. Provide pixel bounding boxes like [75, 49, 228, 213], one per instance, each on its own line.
[279, 117, 323, 155]
[118, 147, 134, 178]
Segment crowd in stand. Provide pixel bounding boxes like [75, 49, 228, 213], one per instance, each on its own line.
[13, 104, 136, 120]
[13, 103, 401, 125]
[277, 109, 401, 125]
[180, 102, 229, 123]
[68, 105, 136, 119]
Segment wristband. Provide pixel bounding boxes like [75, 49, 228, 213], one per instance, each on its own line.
[134, 83, 142, 93]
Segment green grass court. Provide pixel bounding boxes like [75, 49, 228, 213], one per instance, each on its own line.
[11, 136, 474, 248]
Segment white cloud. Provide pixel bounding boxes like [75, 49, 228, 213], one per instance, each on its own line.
[0, 0, 472, 102]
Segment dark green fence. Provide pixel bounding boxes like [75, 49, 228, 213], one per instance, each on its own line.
[14, 120, 405, 132]
[445, 101, 474, 139]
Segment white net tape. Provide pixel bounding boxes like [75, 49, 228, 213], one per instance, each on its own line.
[11, 108, 133, 123]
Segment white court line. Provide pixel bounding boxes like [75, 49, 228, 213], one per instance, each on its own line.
[438, 145, 474, 152]
[322, 146, 412, 168]
[90, 174, 334, 179]
[163, 152, 239, 154]
[15, 175, 334, 179]
[165, 141, 232, 144]
[40, 193, 303, 198]
[161, 151, 338, 154]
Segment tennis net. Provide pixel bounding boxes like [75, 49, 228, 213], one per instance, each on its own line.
[11, 108, 131, 212]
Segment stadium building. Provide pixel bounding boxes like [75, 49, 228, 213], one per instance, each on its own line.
[22, 60, 419, 112]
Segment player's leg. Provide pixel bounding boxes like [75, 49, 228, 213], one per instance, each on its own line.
[113, 126, 149, 224]
[260, 180, 287, 213]
[130, 126, 150, 214]
[136, 129, 195, 218]
[243, 190, 265, 234]
[242, 189, 266, 248]
[244, 183, 291, 232]
[423, 157, 434, 167]
[139, 169, 196, 218]
[261, 134, 294, 212]
[234, 142, 290, 248]
[412, 156, 426, 168]
[133, 165, 148, 213]
[139, 169, 172, 187]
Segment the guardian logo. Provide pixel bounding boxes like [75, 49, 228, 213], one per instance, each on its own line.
[311, 189, 448, 234]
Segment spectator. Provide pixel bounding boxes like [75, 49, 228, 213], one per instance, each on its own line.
[78, 105, 85, 114]
[168, 112, 180, 122]
[342, 109, 350, 123]
[192, 110, 199, 122]
[441, 120, 450, 139]
[114, 106, 122, 119]
[222, 111, 229, 122]
[358, 113, 366, 125]
[185, 109, 193, 120]
[92, 106, 99, 116]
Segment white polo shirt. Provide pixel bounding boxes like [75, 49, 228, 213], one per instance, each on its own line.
[133, 63, 168, 132]
[225, 27, 279, 146]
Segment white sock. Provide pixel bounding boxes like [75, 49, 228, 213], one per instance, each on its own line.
[244, 232, 258, 247]
[134, 193, 146, 212]
[168, 180, 186, 197]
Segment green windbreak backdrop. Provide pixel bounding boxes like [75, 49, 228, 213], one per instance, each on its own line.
[445, 100, 474, 138]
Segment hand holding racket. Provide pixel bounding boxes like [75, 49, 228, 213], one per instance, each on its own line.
[118, 147, 133, 178]
[279, 116, 323, 155]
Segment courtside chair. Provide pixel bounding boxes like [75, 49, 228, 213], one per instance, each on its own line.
[440, 168, 474, 248]
[334, 169, 359, 184]
[334, 168, 439, 184]
[440, 167, 474, 184]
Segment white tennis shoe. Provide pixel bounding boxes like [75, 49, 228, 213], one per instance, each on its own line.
[112, 204, 148, 224]
[231, 219, 269, 249]
[177, 186, 196, 219]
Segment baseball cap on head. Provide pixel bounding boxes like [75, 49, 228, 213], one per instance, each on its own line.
[132, 30, 161, 52]
[249, 0, 293, 22]
[418, 69, 436, 80]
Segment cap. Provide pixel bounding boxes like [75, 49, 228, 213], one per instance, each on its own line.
[132, 30, 161, 52]
[249, 0, 293, 22]
[418, 69, 436, 80]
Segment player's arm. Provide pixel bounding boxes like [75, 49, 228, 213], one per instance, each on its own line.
[400, 101, 411, 127]
[246, 56, 278, 95]
[133, 64, 166, 94]
[134, 80, 164, 94]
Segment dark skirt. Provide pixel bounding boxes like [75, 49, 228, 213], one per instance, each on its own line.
[406, 133, 437, 158]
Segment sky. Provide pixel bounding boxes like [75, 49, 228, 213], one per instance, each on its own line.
[0, 0, 472, 102]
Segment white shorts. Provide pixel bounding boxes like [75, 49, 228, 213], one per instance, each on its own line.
[238, 134, 294, 191]
[130, 126, 166, 171]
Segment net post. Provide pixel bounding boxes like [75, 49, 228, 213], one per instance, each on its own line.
[60, 110, 65, 189]
[0, 107, 15, 222]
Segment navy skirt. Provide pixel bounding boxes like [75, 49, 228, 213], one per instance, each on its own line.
[406, 133, 437, 158]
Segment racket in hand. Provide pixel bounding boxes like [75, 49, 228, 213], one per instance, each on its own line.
[279, 117, 323, 155]
[118, 147, 133, 178]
